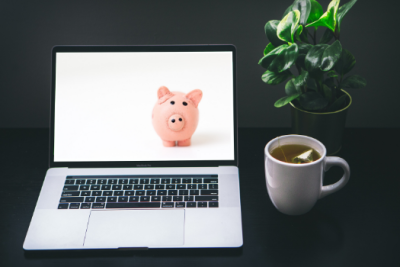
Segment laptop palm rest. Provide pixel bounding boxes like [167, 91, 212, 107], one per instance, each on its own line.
[84, 209, 185, 248]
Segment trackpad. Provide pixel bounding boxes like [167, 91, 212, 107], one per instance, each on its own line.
[84, 210, 185, 248]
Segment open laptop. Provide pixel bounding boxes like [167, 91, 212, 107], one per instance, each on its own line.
[23, 45, 242, 250]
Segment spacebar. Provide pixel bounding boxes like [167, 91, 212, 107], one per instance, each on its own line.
[106, 203, 160, 208]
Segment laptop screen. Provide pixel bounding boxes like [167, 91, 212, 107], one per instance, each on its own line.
[53, 48, 235, 163]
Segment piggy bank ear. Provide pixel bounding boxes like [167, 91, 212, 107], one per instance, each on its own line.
[186, 89, 202, 108]
[157, 86, 171, 99]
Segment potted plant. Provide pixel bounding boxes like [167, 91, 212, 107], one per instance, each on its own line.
[259, 0, 366, 155]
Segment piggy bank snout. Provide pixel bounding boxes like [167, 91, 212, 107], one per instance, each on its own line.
[168, 114, 185, 131]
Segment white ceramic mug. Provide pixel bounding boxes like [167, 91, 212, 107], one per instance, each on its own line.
[264, 135, 350, 215]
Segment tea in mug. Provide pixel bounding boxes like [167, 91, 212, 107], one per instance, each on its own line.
[270, 144, 321, 164]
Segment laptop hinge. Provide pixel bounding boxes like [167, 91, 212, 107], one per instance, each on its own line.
[118, 247, 148, 251]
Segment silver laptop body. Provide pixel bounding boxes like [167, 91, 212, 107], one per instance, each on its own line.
[23, 45, 242, 250]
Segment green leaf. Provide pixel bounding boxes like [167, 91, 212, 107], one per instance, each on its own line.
[296, 54, 307, 70]
[298, 43, 313, 55]
[292, 0, 311, 25]
[341, 74, 366, 88]
[283, 3, 294, 18]
[334, 49, 356, 76]
[293, 68, 309, 87]
[299, 91, 329, 110]
[319, 28, 334, 44]
[305, 44, 328, 76]
[307, 0, 324, 25]
[258, 45, 288, 69]
[337, 0, 357, 33]
[307, 77, 317, 91]
[275, 94, 301, 108]
[268, 43, 299, 73]
[324, 77, 336, 88]
[264, 43, 276, 56]
[285, 79, 301, 95]
[295, 25, 303, 42]
[265, 20, 287, 47]
[323, 84, 332, 102]
[261, 70, 292, 85]
[320, 40, 342, 71]
[328, 94, 347, 111]
[277, 10, 301, 43]
[306, 0, 340, 32]
[327, 70, 338, 78]
[299, 26, 310, 43]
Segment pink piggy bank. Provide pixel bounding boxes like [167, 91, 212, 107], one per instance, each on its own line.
[152, 86, 203, 147]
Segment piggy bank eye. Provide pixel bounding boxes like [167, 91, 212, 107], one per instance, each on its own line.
[170, 101, 175, 105]
[182, 102, 188, 106]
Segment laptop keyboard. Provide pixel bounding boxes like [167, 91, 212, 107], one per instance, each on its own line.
[58, 175, 218, 209]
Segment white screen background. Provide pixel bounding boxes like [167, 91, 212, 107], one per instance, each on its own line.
[54, 52, 234, 162]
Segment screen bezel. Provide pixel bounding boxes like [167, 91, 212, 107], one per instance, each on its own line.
[49, 45, 238, 168]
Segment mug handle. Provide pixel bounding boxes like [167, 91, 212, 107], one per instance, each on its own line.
[319, 156, 350, 199]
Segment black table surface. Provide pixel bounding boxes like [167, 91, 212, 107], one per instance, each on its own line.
[1, 128, 399, 267]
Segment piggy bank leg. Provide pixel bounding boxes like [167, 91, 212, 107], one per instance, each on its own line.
[162, 140, 176, 147]
[177, 138, 191, 147]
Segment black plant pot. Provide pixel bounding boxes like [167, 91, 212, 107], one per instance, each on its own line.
[289, 89, 352, 155]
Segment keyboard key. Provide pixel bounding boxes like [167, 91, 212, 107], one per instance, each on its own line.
[129, 179, 139, 184]
[188, 184, 197, 189]
[103, 191, 112, 196]
[86, 179, 96, 185]
[155, 185, 165, 189]
[190, 190, 199, 195]
[162, 202, 174, 208]
[58, 203, 69, 209]
[182, 178, 191, 183]
[168, 190, 178, 196]
[65, 180, 75, 184]
[197, 202, 207, 208]
[107, 202, 160, 208]
[134, 185, 143, 190]
[69, 203, 80, 209]
[62, 191, 80, 197]
[125, 191, 135, 196]
[114, 191, 123, 196]
[140, 196, 150, 202]
[80, 191, 91, 196]
[171, 178, 181, 184]
[157, 190, 167, 196]
[144, 185, 154, 190]
[162, 196, 172, 201]
[173, 196, 183, 201]
[150, 179, 160, 184]
[184, 196, 194, 201]
[85, 197, 95, 202]
[97, 179, 107, 184]
[198, 184, 207, 189]
[90, 185, 100, 190]
[112, 185, 122, 190]
[118, 179, 128, 184]
[123, 185, 132, 190]
[166, 185, 176, 189]
[108, 179, 118, 185]
[209, 184, 218, 189]
[101, 185, 111, 190]
[76, 180, 86, 184]
[209, 202, 219, 208]
[79, 185, 89, 191]
[146, 190, 156, 196]
[179, 190, 188, 195]
[140, 179, 149, 184]
[151, 196, 161, 202]
[129, 196, 139, 202]
[193, 178, 202, 184]
[60, 197, 84, 203]
[204, 178, 218, 183]
[186, 202, 196, 208]
[175, 202, 185, 208]
[196, 196, 219, 201]
[96, 197, 106, 202]
[177, 184, 186, 189]
[63, 185, 79, 191]
[201, 190, 218, 195]
[161, 178, 170, 184]
[135, 190, 145, 196]
[118, 196, 128, 202]
[92, 203, 105, 209]
[107, 197, 117, 202]
[92, 191, 102, 196]
[81, 203, 91, 209]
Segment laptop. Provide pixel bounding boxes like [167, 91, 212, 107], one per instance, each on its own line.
[23, 45, 242, 250]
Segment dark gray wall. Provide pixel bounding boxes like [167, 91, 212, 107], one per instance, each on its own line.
[0, 0, 398, 128]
